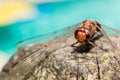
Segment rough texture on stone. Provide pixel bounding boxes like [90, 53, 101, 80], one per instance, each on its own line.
[0, 23, 120, 80]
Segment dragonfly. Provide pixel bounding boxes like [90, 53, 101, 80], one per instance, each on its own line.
[9, 20, 120, 80]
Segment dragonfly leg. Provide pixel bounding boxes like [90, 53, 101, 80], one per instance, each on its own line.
[88, 41, 103, 50]
[91, 32, 103, 48]
[98, 38, 103, 48]
[71, 41, 79, 47]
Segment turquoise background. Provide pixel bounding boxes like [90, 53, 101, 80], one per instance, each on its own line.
[0, 0, 120, 58]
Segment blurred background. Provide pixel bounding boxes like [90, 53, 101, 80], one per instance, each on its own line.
[0, 0, 120, 71]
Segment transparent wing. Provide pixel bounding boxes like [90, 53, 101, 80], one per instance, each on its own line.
[100, 23, 120, 36]
[96, 23, 120, 49]
[17, 23, 82, 48]
[9, 22, 82, 79]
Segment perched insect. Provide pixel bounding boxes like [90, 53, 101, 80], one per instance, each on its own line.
[71, 20, 119, 50]
[8, 20, 120, 79]
[74, 20, 101, 43]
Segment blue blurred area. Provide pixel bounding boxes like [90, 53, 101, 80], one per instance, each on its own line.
[0, 1, 120, 58]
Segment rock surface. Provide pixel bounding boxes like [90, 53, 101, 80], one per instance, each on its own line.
[0, 23, 120, 80]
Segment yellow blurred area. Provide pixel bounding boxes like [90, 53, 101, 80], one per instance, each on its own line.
[0, 1, 36, 26]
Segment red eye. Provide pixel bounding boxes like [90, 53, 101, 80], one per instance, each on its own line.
[77, 31, 86, 42]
